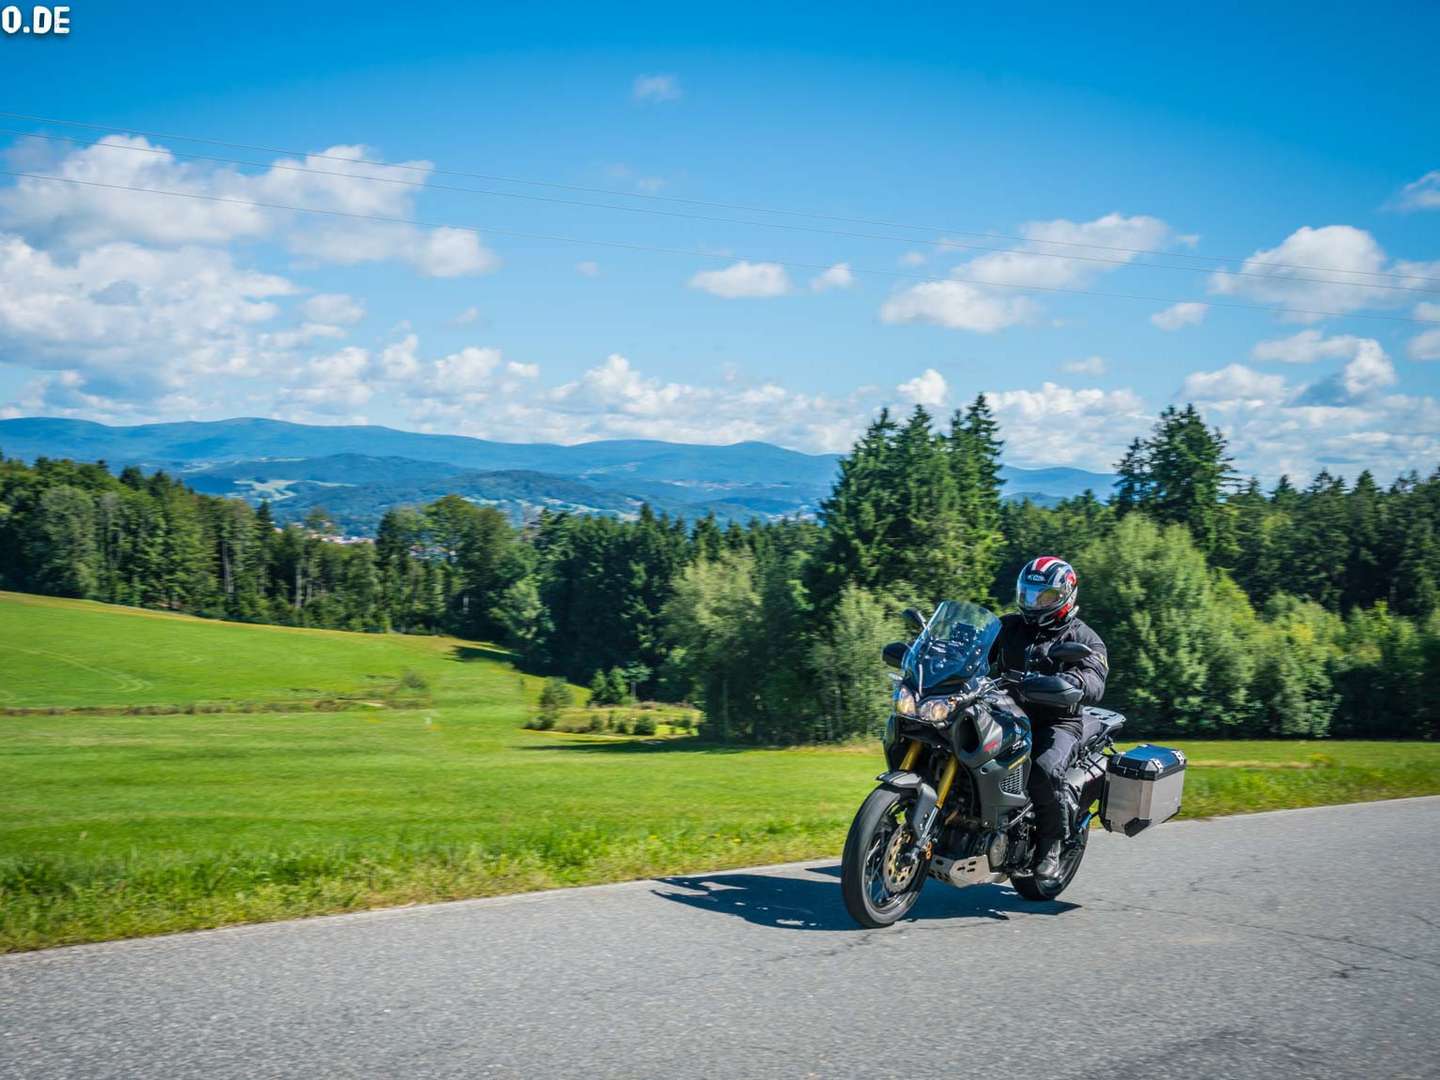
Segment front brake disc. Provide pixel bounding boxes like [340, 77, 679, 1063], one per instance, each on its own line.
[882, 826, 918, 892]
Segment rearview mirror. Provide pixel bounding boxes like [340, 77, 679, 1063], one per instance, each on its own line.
[1049, 641, 1093, 663]
[901, 607, 927, 634]
[882, 641, 907, 669]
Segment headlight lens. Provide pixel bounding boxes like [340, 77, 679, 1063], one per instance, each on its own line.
[918, 696, 953, 726]
[893, 685, 918, 717]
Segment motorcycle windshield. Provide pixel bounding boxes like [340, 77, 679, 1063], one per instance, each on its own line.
[902, 600, 1001, 694]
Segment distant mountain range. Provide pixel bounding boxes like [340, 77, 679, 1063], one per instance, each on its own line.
[0, 417, 1117, 533]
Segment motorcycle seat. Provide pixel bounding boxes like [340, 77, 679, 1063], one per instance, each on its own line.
[1080, 707, 1125, 747]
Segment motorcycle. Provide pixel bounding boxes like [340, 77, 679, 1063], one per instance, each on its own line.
[840, 600, 1131, 929]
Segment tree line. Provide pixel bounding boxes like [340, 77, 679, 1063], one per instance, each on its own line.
[2, 396, 1436, 741]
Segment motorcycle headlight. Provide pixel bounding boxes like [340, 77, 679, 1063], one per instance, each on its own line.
[893, 685, 918, 718]
[918, 696, 953, 726]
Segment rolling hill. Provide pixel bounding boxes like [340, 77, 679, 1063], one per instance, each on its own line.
[0, 416, 1117, 530]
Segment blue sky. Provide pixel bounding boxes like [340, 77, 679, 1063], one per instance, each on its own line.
[1, 1, 1438, 480]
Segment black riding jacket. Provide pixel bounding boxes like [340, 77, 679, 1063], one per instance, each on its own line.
[989, 613, 1109, 726]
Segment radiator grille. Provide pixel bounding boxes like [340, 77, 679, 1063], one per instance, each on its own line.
[1000, 764, 1025, 795]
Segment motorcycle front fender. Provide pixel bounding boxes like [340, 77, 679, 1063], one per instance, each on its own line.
[875, 770, 923, 788]
[875, 772, 939, 838]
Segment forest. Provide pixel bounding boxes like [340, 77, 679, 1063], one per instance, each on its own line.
[2, 397, 1437, 742]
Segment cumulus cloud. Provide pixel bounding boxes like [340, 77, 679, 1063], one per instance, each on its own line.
[0, 232, 292, 416]
[632, 74, 682, 103]
[689, 261, 791, 299]
[1252, 329, 1364, 364]
[1410, 302, 1440, 361]
[1182, 364, 1290, 408]
[963, 213, 1171, 291]
[1176, 342, 1435, 480]
[1207, 225, 1438, 322]
[1409, 329, 1440, 362]
[880, 280, 1036, 332]
[0, 136, 500, 278]
[451, 306, 480, 325]
[984, 383, 1149, 469]
[292, 221, 498, 278]
[883, 213, 1175, 334]
[897, 368, 948, 407]
[810, 262, 854, 292]
[1062, 356, 1108, 376]
[1395, 171, 1440, 211]
[1150, 301, 1208, 330]
[302, 293, 364, 325]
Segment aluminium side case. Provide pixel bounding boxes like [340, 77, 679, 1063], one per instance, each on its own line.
[1100, 744, 1186, 837]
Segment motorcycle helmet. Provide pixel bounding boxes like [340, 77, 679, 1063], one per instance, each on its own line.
[1016, 556, 1078, 628]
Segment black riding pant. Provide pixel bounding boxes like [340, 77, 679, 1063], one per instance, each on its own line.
[1030, 717, 1082, 842]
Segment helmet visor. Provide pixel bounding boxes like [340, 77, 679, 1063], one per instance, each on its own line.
[1018, 581, 1065, 611]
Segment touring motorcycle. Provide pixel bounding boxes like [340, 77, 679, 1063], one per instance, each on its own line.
[840, 600, 1183, 929]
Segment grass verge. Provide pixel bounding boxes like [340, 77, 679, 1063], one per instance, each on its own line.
[3, 592, 1438, 952]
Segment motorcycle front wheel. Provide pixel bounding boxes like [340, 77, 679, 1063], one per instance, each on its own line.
[841, 786, 928, 928]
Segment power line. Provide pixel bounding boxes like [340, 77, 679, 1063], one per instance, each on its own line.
[1, 109, 1433, 289]
[5, 168, 1435, 327]
[6, 126, 1437, 297]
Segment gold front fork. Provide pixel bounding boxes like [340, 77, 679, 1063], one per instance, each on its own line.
[898, 739, 922, 771]
[934, 755, 959, 808]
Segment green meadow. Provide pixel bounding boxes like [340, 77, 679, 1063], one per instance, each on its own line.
[3, 590, 1438, 952]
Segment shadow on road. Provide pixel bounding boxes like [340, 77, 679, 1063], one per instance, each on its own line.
[652, 862, 1078, 932]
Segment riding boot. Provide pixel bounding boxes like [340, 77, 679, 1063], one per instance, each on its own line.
[1034, 838, 1064, 881]
[1035, 781, 1078, 882]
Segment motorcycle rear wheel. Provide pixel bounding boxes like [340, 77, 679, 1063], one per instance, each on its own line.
[841, 786, 927, 928]
[1012, 825, 1088, 901]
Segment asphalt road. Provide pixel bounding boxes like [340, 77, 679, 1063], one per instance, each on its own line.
[3, 797, 1439, 1080]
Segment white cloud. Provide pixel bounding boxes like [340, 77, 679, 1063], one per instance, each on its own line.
[506, 361, 540, 379]
[1338, 343, 1397, 397]
[377, 334, 420, 380]
[1251, 329, 1361, 364]
[1063, 356, 1108, 376]
[1177, 354, 1432, 481]
[1409, 328, 1440, 361]
[1246, 332, 1395, 402]
[1207, 225, 1437, 322]
[1396, 170, 1440, 211]
[292, 221, 499, 278]
[963, 213, 1171, 291]
[883, 213, 1175, 335]
[810, 262, 854, 292]
[985, 383, 1149, 470]
[1150, 301, 1208, 330]
[259, 322, 347, 350]
[431, 346, 503, 391]
[899, 251, 928, 267]
[880, 280, 1036, 332]
[1182, 364, 1291, 408]
[576, 260, 600, 277]
[452, 306, 480, 325]
[897, 368, 948, 407]
[632, 74, 682, 103]
[415, 227, 498, 277]
[0, 232, 293, 418]
[0, 136, 500, 278]
[689, 261, 791, 299]
[302, 293, 364, 325]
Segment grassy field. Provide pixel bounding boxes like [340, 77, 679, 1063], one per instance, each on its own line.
[3, 590, 1438, 952]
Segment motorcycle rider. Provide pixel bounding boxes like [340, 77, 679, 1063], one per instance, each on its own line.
[990, 556, 1109, 884]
